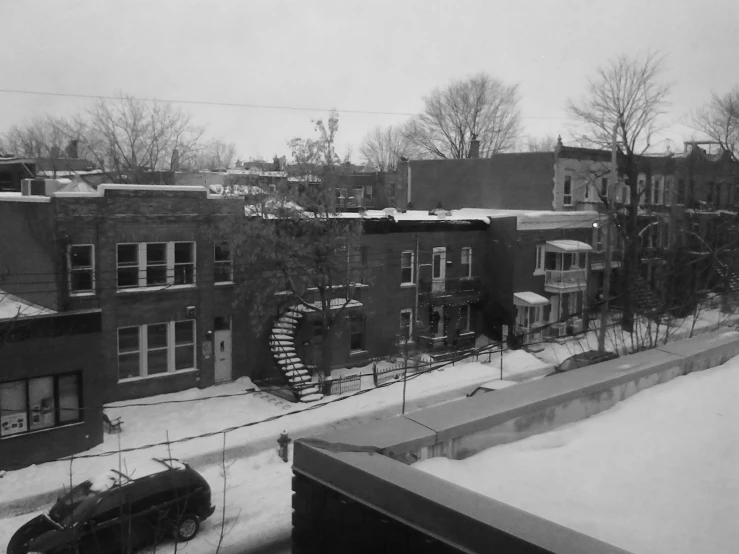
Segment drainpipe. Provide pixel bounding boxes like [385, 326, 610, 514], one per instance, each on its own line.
[406, 163, 412, 208]
[415, 235, 420, 324]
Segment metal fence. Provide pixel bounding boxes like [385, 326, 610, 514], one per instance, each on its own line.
[326, 374, 362, 395]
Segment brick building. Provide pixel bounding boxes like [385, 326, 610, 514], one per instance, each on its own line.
[0, 184, 605, 405]
[0, 308, 103, 469]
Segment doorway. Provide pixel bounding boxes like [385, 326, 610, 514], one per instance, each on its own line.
[213, 317, 232, 383]
[432, 247, 446, 292]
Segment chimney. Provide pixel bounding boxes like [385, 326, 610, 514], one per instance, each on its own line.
[171, 149, 180, 171]
[66, 140, 79, 159]
[468, 136, 480, 159]
[50, 145, 61, 159]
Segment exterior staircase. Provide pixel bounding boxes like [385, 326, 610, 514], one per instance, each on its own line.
[715, 265, 739, 293]
[269, 306, 324, 403]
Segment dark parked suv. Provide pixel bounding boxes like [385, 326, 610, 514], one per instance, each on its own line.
[8, 458, 215, 554]
[547, 350, 619, 376]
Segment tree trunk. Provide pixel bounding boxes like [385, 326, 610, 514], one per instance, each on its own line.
[321, 320, 333, 380]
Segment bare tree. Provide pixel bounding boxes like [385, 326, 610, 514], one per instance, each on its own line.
[521, 134, 558, 152]
[404, 73, 522, 159]
[568, 51, 672, 332]
[188, 140, 238, 171]
[359, 125, 419, 171]
[79, 93, 205, 183]
[0, 115, 88, 177]
[693, 85, 739, 165]
[225, 112, 369, 385]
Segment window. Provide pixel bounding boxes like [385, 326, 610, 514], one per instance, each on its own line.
[349, 313, 365, 351]
[677, 179, 686, 204]
[432, 248, 445, 279]
[173, 243, 195, 285]
[706, 181, 714, 204]
[400, 251, 414, 284]
[584, 181, 592, 201]
[460, 247, 472, 277]
[637, 175, 646, 206]
[459, 305, 471, 333]
[664, 176, 674, 206]
[0, 373, 82, 438]
[600, 177, 608, 198]
[652, 176, 664, 205]
[268, 184, 277, 193]
[69, 245, 94, 294]
[593, 226, 603, 252]
[563, 175, 573, 206]
[399, 310, 413, 342]
[214, 242, 233, 283]
[117, 242, 196, 289]
[117, 320, 196, 380]
[117, 244, 139, 288]
[364, 185, 373, 199]
[534, 245, 546, 274]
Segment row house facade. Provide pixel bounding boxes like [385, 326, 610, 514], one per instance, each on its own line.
[0, 184, 605, 406]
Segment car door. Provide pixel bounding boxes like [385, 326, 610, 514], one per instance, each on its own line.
[125, 474, 181, 549]
[74, 489, 129, 554]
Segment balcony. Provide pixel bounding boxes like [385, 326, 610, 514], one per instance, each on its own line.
[418, 276, 482, 305]
[544, 268, 587, 293]
[590, 249, 623, 270]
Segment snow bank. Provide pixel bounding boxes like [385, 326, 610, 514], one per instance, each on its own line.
[414, 354, 739, 554]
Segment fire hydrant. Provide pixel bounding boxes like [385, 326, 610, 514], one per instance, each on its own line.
[277, 430, 292, 463]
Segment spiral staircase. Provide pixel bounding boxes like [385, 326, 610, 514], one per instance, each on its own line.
[269, 306, 324, 403]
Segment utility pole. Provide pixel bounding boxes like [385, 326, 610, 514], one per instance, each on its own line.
[598, 122, 619, 353]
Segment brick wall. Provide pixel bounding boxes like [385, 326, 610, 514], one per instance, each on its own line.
[405, 155, 555, 211]
[0, 200, 61, 310]
[0, 312, 104, 470]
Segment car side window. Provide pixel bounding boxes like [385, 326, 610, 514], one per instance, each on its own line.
[89, 490, 125, 525]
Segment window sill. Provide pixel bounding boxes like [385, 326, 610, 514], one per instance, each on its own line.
[0, 420, 85, 440]
[214, 281, 234, 287]
[459, 331, 475, 337]
[400, 282, 416, 288]
[118, 368, 198, 383]
[69, 291, 96, 297]
[533, 270, 544, 276]
[349, 349, 369, 357]
[117, 284, 197, 294]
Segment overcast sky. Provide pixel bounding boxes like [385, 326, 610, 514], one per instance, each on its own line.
[2, 0, 738, 163]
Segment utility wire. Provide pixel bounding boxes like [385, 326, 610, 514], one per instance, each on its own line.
[0, 88, 570, 120]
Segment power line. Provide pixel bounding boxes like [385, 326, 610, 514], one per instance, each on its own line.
[0, 88, 570, 120]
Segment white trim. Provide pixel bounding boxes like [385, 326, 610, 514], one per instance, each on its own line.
[460, 247, 472, 278]
[117, 241, 196, 290]
[400, 250, 415, 285]
[116, 284, 196, 294]
[534, 244, 545, 275]
[117, 320, 197, 380]
[68, 244, 95, 295]
[399, 308, 413, 341]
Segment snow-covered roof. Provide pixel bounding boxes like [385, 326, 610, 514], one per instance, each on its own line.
[546, 240, 593, 253]
[37, 169, 104, 177]
[513, 292, 549, 306]
[0, 290, 56, 320]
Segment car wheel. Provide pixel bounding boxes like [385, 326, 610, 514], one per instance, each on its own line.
[174, 514, 200, 542]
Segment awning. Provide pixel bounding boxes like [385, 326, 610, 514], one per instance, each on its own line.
[513, 292, 549, 307]
[546, 240, 592, 253]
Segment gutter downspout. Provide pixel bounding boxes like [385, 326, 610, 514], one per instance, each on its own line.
[406, 163, 412, 208]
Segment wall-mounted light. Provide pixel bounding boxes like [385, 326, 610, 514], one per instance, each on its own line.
[186, 306, 196, 319]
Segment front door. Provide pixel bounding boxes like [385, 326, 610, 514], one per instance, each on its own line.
[213, 317, 232, 383]
[432, 247, 446, 292]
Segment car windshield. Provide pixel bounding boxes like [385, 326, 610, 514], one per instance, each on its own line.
[48, 481, 97, 526]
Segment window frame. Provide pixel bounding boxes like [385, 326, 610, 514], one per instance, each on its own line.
[116, 242, 197, 291]
[399, 309, 413, 343]
[349, 312, 366, 352]
[68, 244, 95, 295]
[400, 251, 415, 285]
[563, 175, 573, 206]
[0, 372, 83, 439]
[214, 241, 233, 283]
[534, 244, 546, 275]
[460, 247, 472, 278]
[117, 320, 197, 381]
[459, 304, 471, 333]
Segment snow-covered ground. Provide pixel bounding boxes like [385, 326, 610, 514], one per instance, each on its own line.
[0, 350, 551, 551]
[414, 354, 739, 554]
[535, 307, 738, 368]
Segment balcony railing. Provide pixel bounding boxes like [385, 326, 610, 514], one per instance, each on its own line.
[544, 268, 586, 289]
[418, 276, 482, 305]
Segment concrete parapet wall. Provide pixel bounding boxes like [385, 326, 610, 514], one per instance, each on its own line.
[293, 330, 739, 553]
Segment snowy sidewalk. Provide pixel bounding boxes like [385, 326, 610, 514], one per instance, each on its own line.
[0, 350, 552, 519]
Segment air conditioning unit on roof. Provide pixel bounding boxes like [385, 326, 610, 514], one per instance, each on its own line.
[21, 179, 46, 196]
